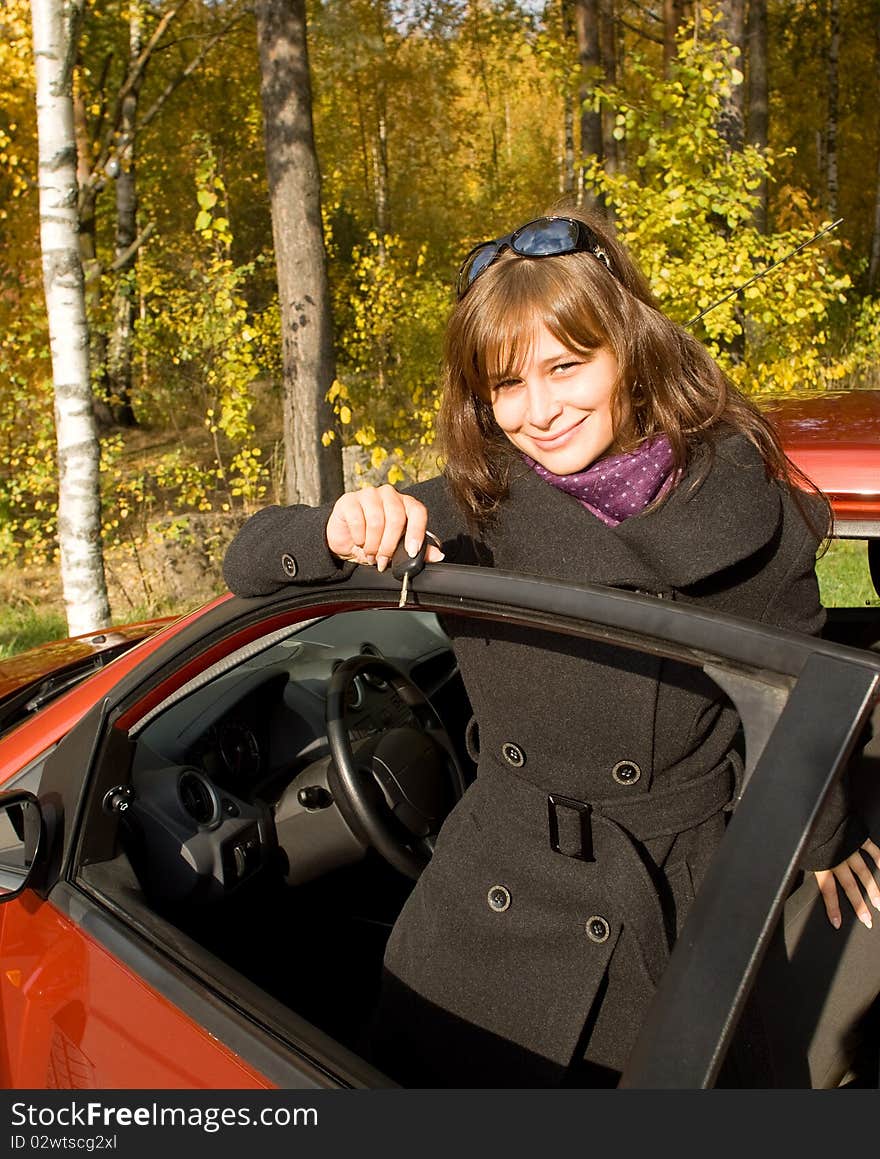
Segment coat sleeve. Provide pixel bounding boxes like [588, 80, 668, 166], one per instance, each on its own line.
[222, 475, 471, 598]
[222, 501, 356, 597]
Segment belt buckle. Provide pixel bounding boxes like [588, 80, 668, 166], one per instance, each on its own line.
[548, 793, 594, 862]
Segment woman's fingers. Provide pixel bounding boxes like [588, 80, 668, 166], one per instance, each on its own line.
[375, 490, 422, 569]
[814, 869, 842, 929]
[863, 837, 880, 874]
[855, 839, 880, 912]
[836, 861, 873, 929]
[814, 838, 880, 931]
[326, 494, 369, 562]
[326, 487, 441, 570]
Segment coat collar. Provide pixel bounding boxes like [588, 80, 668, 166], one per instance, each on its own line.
[490, 434, 784, 591]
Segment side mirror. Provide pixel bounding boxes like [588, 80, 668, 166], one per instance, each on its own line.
[0, 790, 43, 902]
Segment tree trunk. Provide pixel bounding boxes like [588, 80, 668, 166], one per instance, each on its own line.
[32, 0, 111, 635]
[826, 0, 840, 219]
[106, 1, 143, 428]
[869, 7, 880, 291]
[716, 0, 745, 154]
[255, 0, 343, 506]
[560, 0, 576, 196]
[663, 0, 690, 75]
[600, 0, 619, 191]
[746, 0, 769, 232]
[574, 0, 602, 210]
[562, 93, 576, 196]
[72, 78, 112, 427]
[372, 1, 390, 245]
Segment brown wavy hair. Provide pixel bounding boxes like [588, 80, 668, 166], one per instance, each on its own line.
[437, 204, 830, 539]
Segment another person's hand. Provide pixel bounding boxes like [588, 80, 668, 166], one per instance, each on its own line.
[326, 485, 444, 572]
[814, 838, 880, 929]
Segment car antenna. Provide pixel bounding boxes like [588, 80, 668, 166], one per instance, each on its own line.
[686, 217, 843, 327]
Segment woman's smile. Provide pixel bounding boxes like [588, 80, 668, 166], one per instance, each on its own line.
[528, 414, 589, 451]
[489, 324, 623, 474]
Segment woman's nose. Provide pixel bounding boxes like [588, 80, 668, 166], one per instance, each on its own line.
[525, 379, 563, 429]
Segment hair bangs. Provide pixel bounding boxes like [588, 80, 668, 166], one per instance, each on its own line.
[462, 252, 611, 397]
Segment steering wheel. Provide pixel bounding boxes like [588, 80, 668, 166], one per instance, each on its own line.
[325, 655, 467, 879]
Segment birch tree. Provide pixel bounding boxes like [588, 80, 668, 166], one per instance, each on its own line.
[31, 0, 111, 634]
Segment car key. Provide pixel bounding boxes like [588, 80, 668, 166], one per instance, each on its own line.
[391, 534, 439, 608]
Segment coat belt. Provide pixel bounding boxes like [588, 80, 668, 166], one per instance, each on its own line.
[479, 753, 741, 987]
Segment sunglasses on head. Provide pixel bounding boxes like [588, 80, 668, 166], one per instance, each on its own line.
[455, 216, 615, 300]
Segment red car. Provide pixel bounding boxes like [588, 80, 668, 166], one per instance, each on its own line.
[0, 395, 878, 1090]
[763, 387, 880, 594]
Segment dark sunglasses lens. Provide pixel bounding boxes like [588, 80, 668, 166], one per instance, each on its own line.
[513, 217, 580, 257]
[460, 243, 501, 292]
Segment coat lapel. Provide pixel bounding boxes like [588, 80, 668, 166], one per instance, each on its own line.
[491, 435, 783, 592]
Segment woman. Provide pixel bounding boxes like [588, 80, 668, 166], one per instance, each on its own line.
[223, 208, 880, 1086]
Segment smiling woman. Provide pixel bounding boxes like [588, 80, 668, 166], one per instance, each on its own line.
[487, 329, 621, 475]
[222, 204, 880, 1088]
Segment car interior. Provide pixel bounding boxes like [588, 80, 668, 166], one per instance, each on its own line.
[77, 608, 479, 1075]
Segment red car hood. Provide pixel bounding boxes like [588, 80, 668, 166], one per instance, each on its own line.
[0, 618, 175, 703]
[762, 388, 880, 526]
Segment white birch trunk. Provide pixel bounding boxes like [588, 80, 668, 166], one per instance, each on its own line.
[32, 0, 111, 635]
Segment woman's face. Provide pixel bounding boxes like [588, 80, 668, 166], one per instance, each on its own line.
[488, 323, 624, 474]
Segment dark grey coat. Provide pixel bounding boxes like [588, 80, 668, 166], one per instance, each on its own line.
[223, 432, 865, 1086]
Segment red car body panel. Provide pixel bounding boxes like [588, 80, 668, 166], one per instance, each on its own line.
[0, 599, 229, 788]
[0, 897, 272, 1088]
[0, 597, 278, 1089]
[763, 388, 880, 528]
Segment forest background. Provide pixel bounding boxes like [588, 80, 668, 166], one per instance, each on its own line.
[2, 0, 879, 655]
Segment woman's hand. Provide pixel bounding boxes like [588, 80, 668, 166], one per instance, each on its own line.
[814, 838, 880, 930]
[326, 485, 445, 572]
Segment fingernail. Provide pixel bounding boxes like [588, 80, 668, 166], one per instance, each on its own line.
[376, 555, 389, 572]
[365, 553, 376, 566]
[861, 914, 873, 930]
[405, 538, 420, 557]
[831, 916, 841, 929]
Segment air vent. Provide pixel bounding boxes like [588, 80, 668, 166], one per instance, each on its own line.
[178, 770, 220, 826]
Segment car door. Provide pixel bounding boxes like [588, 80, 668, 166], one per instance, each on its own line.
[1, 564, 878, 1088]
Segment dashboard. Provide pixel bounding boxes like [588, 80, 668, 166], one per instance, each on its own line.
[122, 610, 469, 903]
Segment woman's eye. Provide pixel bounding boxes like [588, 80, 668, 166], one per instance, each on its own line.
[491, 379, 522, 393]
[552, 361, 582, 375]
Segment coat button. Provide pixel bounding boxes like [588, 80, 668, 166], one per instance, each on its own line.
[487, 885, 511, 912]
[612, 759, 641, 786]
[586, 915, 610, 943]
[501, 742, 525, 768]
[281, 553, 298, 578]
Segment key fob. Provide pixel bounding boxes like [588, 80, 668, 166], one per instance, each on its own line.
[390, 532, 440, 582]
[391, 538, 428, 582]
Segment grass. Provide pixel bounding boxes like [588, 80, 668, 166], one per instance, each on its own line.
[816, 540, 880, 609]
[0, 541, 875, 663]
[0, 605, 68, 661]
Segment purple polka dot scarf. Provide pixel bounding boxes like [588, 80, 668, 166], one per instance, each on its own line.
[524, 435, 677, 527]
